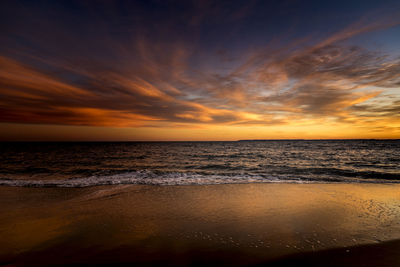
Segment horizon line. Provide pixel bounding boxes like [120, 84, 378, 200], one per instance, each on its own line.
[0, 138, 399, 142]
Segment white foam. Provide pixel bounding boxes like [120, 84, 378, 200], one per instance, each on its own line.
[0, 170, 397, 188]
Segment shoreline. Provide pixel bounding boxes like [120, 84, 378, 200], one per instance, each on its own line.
[1, 183, 400, 265]
[1, 178, 400, 188]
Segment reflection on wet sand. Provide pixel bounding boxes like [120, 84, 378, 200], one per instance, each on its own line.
[0, 183, 400, 265]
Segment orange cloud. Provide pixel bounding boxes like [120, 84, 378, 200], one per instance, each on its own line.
[0, 56, 92, 97]
[1, 16, 400, 139]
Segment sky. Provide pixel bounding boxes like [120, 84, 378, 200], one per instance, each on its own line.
[0, 0, 400, 141]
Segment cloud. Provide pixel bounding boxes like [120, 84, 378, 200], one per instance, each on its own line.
[0, 52, 262, 127]
[1, 41, 400, 128]
[0, 2, 399, 131]
[351, 99, 400, 118]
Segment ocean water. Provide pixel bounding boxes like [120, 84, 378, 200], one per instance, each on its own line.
[0, 140, 399, 187]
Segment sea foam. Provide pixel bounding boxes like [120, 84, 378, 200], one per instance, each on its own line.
[0, 170, 398, 188]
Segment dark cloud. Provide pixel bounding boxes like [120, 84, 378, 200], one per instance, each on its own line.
[0, 0, 399, 130]
[284, 45, 400, 87]
[351, 99, 400, 117]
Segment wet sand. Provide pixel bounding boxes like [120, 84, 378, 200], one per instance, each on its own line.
[0, 183, 400, 266]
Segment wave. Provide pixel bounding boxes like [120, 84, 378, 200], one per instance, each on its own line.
[0, 170, 399, 188]
[283, 167, 400, 180]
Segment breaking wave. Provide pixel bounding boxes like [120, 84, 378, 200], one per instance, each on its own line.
[1, 170, 399, 188]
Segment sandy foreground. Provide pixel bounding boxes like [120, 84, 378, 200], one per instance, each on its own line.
[0, 183, 400, 266]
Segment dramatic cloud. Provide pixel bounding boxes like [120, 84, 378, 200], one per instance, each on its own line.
[0, 0, 399, 139]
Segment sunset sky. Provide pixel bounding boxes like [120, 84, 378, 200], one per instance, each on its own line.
[1, 0, 400, 141]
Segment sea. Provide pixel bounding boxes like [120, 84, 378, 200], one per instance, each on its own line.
[0, 140, 399, 187]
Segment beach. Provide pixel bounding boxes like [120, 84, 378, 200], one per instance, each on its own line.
[1, 183, 399, 266]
